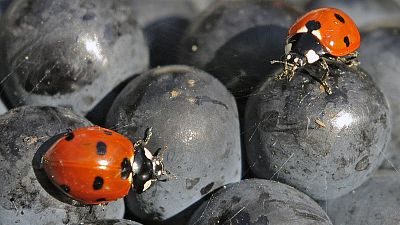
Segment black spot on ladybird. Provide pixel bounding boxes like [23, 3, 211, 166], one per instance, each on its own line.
[60, 184, 70, 193]
[104, 130, 112, 135]
[65, 131, 74, 141]
[93, 176, 104, 190]
[334, 13, 345, 23]
[344, 36, 350, 47]
[200, 182, 214, 195]
[96, 141, 107, 155]
[121, 158, 132, 179]
[305, 20, 321, 32]
[96, 198, 107, 202]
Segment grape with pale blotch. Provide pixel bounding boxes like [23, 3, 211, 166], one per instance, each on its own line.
[106, 65, 242, 222]
[188, 179, 333, 225]
[245, 61, 391, 200]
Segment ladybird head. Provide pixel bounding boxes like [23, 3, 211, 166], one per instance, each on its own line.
[285, 34, 324, 65]
[272, 50, 307, 80]
[284, 51, 307, 76]
[272, 32, 325, 80]
[131, 142, 169, 193]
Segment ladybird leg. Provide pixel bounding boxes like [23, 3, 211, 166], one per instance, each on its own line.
[164, 170, 177, 180]
[133, 140, 142, 149]
[343, 52, 360, 67]
[287, 62, 297, 81]
[347, 59, 360, 67]
[343, 51, 359, 61]
[333, 52, 360, 67]
[319, 59, 332, 95]
[270, 59, 283, 64]
[158, 169, 177, 181]
[65, 128, 74, 140]
[143, 127, 153, 146]
[99, 202, 108, 208]
[271, 59, 286, 80]
[88, 205, 94, 214]
[153, 146, 177, 181]
[272, 60, 296, 81]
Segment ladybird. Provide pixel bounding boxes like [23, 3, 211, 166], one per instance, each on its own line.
[271, 8, 361, 94]
[42, 126, 168, 204]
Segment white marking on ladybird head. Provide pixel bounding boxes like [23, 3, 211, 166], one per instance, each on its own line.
[144, 147, 153, 160]
[131, 154, 140, 174]
[286, 54, 292, 60]
[305, 50, 320, 63]
[285, 43, 292, 55]
[143, 180, 153, 192]
[128, 172, 133, 184]
[311, 30, 322, 40]
[293, 57, 305, 66]
[296, 26, 308, 33]
[132, 161, 139, 174]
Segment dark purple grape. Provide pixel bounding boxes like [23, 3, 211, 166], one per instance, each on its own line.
[0, 106, 124, 224]
[188, 179, 332, 225]
[106, 65, 241, 223]
[245, 61, 391, 200]
[0, 0, 149, 117]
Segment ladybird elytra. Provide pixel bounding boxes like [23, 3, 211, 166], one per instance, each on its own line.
[271, 7, 361, 94]
[42, 126, 135, 204]
[42, 126, 169, 204]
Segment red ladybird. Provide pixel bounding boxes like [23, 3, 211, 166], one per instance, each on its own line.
[272, 8, 361, 94]
[42, 126, 167, 204]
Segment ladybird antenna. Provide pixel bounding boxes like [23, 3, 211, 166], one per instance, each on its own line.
[133, 127, 153, 148]
[273, 56, 304, 81]
[270, 59, 284, 65]
[164, 169, 177, 180]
